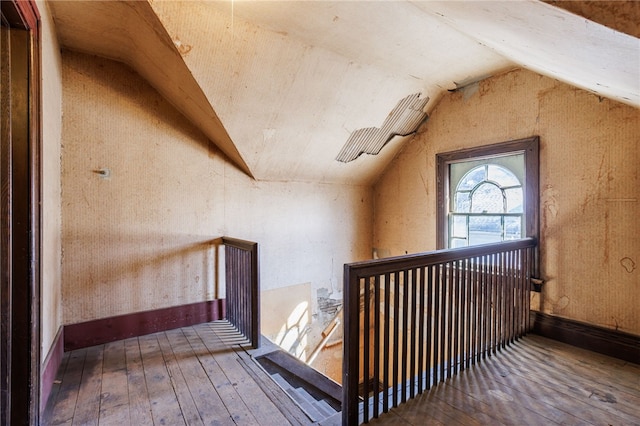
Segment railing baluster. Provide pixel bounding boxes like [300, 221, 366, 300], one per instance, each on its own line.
[446, 262, 453, 378]
[505, 250, 511, 344]
[433, 264, 441, 384]
[505, 250, 510, 348]
[440, 264, 444, 381]
[477, 255, 482, 359]
[491, 252, 496, 352]
[517, 249, 522, 336]
[494, 253, 498, 351]
[512, 249, 517, 339]
[481, 255, 488, 360]
[509, 251, 518, 343]
[500, 251, 504, 348]
[409, 268, 418, 399]
[508, 250, 513, 343]
[508, 250, 513, 341]
[363, 276, 370, 422]
[492, 252, 499, 354]
[382, 272, 390, 414]
[511, 250, 516, 338]
[468, 257, 480, 367]
[510, 249, 516, 343]
[524, 248, 529, 330]
[495, 251, 501, 351]
[417, 267, 425, 394]
[524, 248, 528, 334]
[343, 239, 537, 424]
[373, 274, 380, 419]
[461, 258, 468, 372]
[475, 256, 481, 362]
[426, 265, 433, 390]
[401, 270, 409, 403]
[453, 260, 460, 376]
[392, 271, 400, 408]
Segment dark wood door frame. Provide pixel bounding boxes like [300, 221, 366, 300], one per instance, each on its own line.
[1, 0, 42, 424]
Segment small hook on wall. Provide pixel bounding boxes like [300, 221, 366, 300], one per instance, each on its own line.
[93, 168, 111, 179]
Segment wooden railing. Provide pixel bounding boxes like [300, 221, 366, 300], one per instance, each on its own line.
[342, 238, 537, 424]
[222, 237, 260, 349]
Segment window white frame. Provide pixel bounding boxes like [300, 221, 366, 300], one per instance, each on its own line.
[450, 161, 524, 247]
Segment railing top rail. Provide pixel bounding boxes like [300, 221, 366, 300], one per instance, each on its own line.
[222, 237, 258, 251]
[347, 238, 537, 277]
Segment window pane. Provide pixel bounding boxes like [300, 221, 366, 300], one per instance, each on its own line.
[471, 183, 503, 213]
[458, 166, 485, 190]
[505, 187, 523, 213]
[488, 164, 520, 187]
[451, 238, 468, 248]
[454, 191, 471, 212]
[451, 215, 468, 238]
[469, 215, 502, 245]
[505, 216, 522, 240]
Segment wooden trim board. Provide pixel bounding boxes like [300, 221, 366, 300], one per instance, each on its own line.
[40, 326, 63, 415]
[532, 311, 640, 364]
[64, 299, 226, 351]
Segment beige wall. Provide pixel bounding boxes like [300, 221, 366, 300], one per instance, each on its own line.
[374, 69, 639, 335]
[60, 51, 372, 330]
[39, 0, 63, 362]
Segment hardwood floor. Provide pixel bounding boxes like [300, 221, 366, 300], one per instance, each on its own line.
[44, 321, 640, 426]
[43, 321, 317, 426]
[368, 334, 640, 425]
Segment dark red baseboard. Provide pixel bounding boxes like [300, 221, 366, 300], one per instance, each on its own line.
[41, 326, 64, 415]
[64, 299, 226, 351]
[532, 311, 640, 365]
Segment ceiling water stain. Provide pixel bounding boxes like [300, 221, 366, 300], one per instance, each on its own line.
[173, 38, 192, 56]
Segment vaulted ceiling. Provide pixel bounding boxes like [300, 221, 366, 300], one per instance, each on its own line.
[49, 1, 639, 185]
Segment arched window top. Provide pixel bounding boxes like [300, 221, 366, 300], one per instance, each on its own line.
[471, 182, 503, 213]
[487, 164, 520, 187]
[454, 164, 523, 214]
[457, 164, 520, 192]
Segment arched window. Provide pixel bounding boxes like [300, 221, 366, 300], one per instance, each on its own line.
[450, 164, 523, 247]
[436, 137, 539, 249]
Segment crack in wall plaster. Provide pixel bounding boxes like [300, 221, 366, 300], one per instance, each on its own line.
[620, 257, 636, 273]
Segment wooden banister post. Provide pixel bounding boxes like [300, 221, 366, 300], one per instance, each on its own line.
[342, 264, 360, 426]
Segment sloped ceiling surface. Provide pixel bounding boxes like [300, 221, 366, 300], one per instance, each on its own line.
[415, 1, 639, 107]
[48, 0, 253, 176]
[49, 1, 639, 185]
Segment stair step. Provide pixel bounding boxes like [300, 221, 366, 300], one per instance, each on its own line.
[257, 349, 342, 408]
[270, 373, 292, 391]
[313, 398, 338, 417]
[318, 412, 342, 426]
[255, 348, 343, 420]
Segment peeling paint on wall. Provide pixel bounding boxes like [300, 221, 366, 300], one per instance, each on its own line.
[336, 93, 429, 162]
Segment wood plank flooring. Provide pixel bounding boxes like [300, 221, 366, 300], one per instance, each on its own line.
[368, 334, 640, 425]
[43, 321, 315, 426]
[44, 321, 640, 426]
